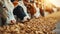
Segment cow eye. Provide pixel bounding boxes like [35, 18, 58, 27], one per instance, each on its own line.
[2, 6, 6, 8]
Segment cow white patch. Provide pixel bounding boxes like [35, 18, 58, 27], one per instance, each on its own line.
[3, 0, 16, 24]
[34, 3, 40, 18]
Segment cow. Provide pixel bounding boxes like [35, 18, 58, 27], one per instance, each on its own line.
[18, 0, 31, 20]
[11, 0, 31, 22]
[33, 1, 41, 18]
[0, 0, 16, 25]
[40, 0, 58, 16]
[23, 0, 41, 18]
[43, 2, 58, 16]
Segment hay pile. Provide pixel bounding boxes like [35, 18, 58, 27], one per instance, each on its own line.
[0, 17, 57, 34]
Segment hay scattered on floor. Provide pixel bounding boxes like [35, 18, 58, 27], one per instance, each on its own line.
[0, 17, 57, 34]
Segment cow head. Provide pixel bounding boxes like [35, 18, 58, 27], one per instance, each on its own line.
[33, 2, 41, 18]
[11, 0, 31, 22]
[0, 0, 16, 25]
[18, 1, 31, 22]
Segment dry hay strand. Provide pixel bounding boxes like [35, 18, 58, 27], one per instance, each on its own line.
[0, 16, 57, 34]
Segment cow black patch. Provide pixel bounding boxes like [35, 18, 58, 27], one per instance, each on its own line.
[13, 5, 26, 20]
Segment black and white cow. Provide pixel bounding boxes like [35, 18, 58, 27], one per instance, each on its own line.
[0, 0, 16, 25]
[11, 0, 31, 22]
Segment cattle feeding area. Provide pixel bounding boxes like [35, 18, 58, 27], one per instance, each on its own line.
[0, 16, 57, 34]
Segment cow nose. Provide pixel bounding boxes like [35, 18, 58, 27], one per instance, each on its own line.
[10, 20, 16, 24]
[27, 18, 30, 21]
[22, 16, 30, 22]
[22, 18, 30, 22]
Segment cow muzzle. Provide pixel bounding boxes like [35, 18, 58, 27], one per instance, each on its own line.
[22, 16, 31, 22]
